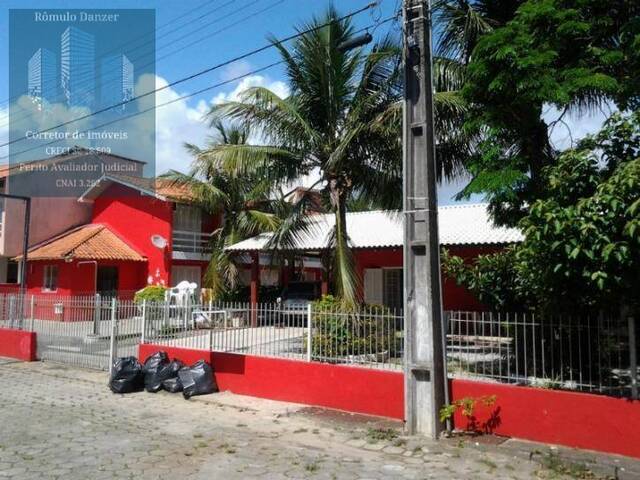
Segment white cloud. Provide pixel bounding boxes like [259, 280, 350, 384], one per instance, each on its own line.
[219, 60, 253, 82]
[154, 73, 290, 175]
[212, 74, 289, 105]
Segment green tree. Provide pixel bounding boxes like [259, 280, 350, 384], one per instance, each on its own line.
[459, 0, 639, 226]
[443, 113, 640, 314]
[517, 112, 640, 313]
[198, 7, 405, 306]
[163, 121, 280, 299]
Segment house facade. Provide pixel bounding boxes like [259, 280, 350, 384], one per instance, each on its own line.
[10, 169, 217, 298]
[226, 205, 522, 311]
[0, 148, 145, 290]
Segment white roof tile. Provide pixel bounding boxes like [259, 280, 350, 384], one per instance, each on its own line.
[225, 203, 523, 252]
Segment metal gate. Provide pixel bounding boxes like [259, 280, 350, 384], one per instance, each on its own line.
[26, 295, 142, 371]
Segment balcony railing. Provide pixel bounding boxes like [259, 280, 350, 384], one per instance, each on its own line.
[172, 230, 211, 254]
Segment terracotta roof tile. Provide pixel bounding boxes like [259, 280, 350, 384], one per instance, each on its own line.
[19, 224, 146, 262]
[103, 174, 197, 202]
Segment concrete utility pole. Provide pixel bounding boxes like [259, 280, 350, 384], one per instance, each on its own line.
[0, 192, 31, 328]
[402, 0, 446, 438]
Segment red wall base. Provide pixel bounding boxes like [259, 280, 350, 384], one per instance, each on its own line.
[138, 344, 404, 419]
[137, 344, 640, 459]
[451, 379, 640, 459]
[0, 328, 37, 361]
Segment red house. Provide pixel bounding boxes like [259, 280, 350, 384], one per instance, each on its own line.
[18, 174, 218, 298]
[225, 205, 522, 311]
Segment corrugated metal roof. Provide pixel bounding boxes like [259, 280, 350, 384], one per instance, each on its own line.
[18, 224, 147, 262]
[225, 204, 523, 252]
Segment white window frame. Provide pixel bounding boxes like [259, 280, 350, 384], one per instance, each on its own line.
[171, 265, 202, 288]
[382, 267, 403, 311]
[42, 265, 58, 292]
[173, 204, 202, 232]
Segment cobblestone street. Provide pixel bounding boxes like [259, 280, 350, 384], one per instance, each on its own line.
[0, 358, 637, 480]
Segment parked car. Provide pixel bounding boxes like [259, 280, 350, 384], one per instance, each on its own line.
[276, 282, 320, 326]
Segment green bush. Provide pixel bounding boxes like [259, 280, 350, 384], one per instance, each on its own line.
[310, 295, 401, 360]
[134, 285, 167, 304]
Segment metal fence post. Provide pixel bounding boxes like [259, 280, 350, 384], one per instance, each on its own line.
[629, 315, 638, 400]
[93, 293, 101, 336]
[29, 295, 35, 332]
[8, 295, 15, 329]
[306, 304, 312, 362]
[141, 299, 147, 344]
[108, 298, 118, 377]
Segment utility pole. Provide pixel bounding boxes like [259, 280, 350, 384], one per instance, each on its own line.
[402, 0, 446, 438]
[0, 192, 30, 329]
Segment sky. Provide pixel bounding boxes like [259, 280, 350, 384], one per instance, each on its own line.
[0, 0, 610, 205]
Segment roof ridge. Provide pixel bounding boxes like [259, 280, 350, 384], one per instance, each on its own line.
[96, 224, 148, 259]
[65, 224, 105, 257]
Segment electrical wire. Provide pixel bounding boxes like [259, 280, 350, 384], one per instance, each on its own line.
[0, 2, 378, 152]
[1, 0, 272, 127]
[0, 0, 229, 112]
[2, 14, 398, 162]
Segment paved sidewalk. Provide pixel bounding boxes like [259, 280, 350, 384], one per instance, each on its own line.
[0, 358, 637, 479]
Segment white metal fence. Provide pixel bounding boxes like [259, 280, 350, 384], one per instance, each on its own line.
[445, 311, 638, 399]
[0, 292, 637, 399]
[0, 294, 143, 370]
[142, 301, 404, 370]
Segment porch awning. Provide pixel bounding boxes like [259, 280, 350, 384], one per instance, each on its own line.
[225, 204, 523, 252]
[16, 224, 147, 262]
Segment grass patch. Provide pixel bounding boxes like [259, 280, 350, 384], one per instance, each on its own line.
[220, 442, 237, 454]
[537, 452, 612, 479]
[478, 457, 497, 470]
[366, 427, 399, 443]
[305, 460, 320, 473]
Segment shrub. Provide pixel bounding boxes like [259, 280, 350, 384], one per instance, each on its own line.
[309, 295, 401, 360]
[134, 285, 167, 304]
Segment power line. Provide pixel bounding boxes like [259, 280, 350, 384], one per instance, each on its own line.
[0, 2, 378, 152]
[1, 0, 268, 127]
[2, 61, 284, 162]
[2, 14, 396, 162]
[3, 14, 397, 162]
[0, 0, 226, 112]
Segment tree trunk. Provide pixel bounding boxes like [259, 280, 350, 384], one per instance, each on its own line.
[329, 179, 359, 306]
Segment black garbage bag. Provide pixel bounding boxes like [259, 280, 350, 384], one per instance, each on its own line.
[162, 376, 183, 393]
[155, 359, 185, 393]
[178, 360, 217, 399]
[110, 356, 144, 394]
[143, 351, 170, 393]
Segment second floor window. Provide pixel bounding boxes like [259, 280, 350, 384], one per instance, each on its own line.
[43, 265, 58, 292]
[174, 204, 201, 232]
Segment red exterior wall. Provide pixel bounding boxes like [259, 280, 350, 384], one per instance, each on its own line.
[138, 344, 405, 419]
[26, 259, 146, 298]
[0, 284, 20, 295]
[138, 343, 640, 458]
[92, 184, 173, 286]
[354, 245, 502, 311]
[451, 379, 640, 459]
[0, 328, 36, 361]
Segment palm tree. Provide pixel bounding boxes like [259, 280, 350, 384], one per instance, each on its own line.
[199, 7, 404, 306]
[163, 121, 279, 299]
[195, 6, 492, 305]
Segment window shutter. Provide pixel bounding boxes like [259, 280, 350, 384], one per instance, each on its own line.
[363, 268, 383, 305]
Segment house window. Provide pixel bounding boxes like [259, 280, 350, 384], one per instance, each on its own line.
[43, 265, 58, 292]
[383, 268, 403, 311]
[171, 265, 201, 288]
[173, 204, 201, 232]
[6, 260, 19, 284]
[364, 267, 403, 311]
